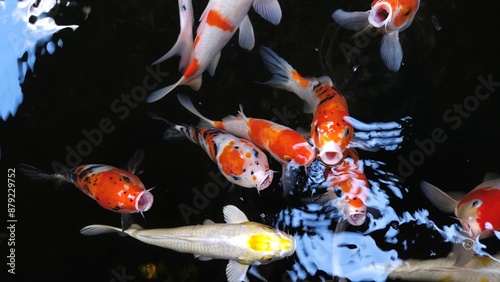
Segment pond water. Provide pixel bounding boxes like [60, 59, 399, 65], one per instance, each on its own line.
[1, 0, 500, 281]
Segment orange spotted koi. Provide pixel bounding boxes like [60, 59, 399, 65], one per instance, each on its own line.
[147, 0, 282, 103]
[149, 112, 273, 191]
[260, 47, 353, 166]
[177, 94, 316, 167]
[19, 150, 154, 230]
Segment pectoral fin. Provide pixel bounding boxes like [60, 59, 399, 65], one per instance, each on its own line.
[238, 16, 255, 50]
[380, 32, 403, 72]
[223, 205, 249, 224]
[252, 0, 282, 25]
[226, 260, 250, 282]
[420, 181, 458, 214]
[332, 10, 370, 31]
[452, 241, 475, 267]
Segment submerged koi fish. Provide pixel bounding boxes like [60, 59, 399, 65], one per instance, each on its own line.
[176, 94, 316, 167]
[421, 174, 500, 265]
[147, 0, 282, 103]
[148, 112, 273, 191]
[326, 149, 370, 226]
[259, 47, 353, 166]
[332, 0, 420, 71]
[19, 150, 154, 230]
[81, 205, 296, 282]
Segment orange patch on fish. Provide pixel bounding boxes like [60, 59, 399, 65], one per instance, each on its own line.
[291, 70, 310, 88]
[184, 58, 200, 79]
[206, 9, 234, 32]
[218, 141, 245, 177]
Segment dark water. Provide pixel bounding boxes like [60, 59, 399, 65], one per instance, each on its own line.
[1, 0, 500, 281]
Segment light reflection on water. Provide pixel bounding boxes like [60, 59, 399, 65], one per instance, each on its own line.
[0, 0, 77, 120]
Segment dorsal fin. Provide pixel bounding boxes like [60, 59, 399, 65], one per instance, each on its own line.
[483, 172, 499, 182]
[223, 205, 249, 224]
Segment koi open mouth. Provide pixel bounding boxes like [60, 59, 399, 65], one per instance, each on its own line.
[136, 190, 154, 212]
[347, 212, 367, 226]
[369, 2, 392, 28]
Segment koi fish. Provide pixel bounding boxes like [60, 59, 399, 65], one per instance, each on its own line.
[147, 0, 282, 103]
[388, 252, 500, 282]
[176, 94, 316, 167]
[332, 0, 420, 71]
[148, 112, 273, 191]
[19, 150, 154, 230]
[259, 47, 353, 166]
[325, 149, 370, 227]
[421, 174, 500, 265]
[80, 205, 296, 282]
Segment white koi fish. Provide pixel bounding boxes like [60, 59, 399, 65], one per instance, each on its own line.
[332, 0, 420, 71]
[147, 0, 282, 103]
[81, 205, 296, 282]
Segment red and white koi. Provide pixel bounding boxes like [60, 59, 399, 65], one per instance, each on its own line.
[19, 150, 154, 230]
[147, 0, 282, 103]
[259, 47, 353, 166]
[322, 149, 370, 226]
[149, 112, 273, 191]
[177, 94, 316, 167]
[332, 0, 420, 71]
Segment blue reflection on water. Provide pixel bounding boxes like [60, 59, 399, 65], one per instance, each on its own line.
[0, 0, 77, 120]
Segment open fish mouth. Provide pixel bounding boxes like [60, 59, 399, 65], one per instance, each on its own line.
[256, 170, 274, 191]
[347, 212, 367, 226]
[136, 190, 154, 212]
[369, 2, 392, 28]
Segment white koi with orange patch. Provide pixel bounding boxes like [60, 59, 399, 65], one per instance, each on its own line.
[147, 0, 282, 102]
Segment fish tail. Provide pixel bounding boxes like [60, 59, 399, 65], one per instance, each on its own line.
[331, 10, 370, 31]
[80, 224, 123, 236]
[176, 94, 217, 128]
[152, 0, 194, 72]
[18, 163, 67, 183]
[146, 78, 182, 103]
[145, 111, 187, 141]
[259, 46, 296, 89]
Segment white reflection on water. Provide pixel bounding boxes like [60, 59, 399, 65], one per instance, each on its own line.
[0, 0, 78, 120]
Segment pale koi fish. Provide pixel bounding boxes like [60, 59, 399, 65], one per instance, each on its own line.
[177, 94, 316, 167]
[147, 0, 282, 103]
[332, 0, 420, 71]
[148, 112, 273, 191]
[81, 205, 296, 282]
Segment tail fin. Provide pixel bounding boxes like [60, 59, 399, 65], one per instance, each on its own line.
[176, 94, 217, 127]
[147, 79, 182, 103]
[18, 164, 66, 183]
[80, 224, 122, 236]
[145, 111, 186, 141]
[152, 0, 194, 71]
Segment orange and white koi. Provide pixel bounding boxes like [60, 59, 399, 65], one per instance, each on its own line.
[322, 149, 369, 226]
[332, 0, 420, 71]
[19, 150, 154, 230]
[259, 47, 353, 166]
[147, 0, 282, 103]
[177, 94, 316, 167]
[149, 113, 273, 191]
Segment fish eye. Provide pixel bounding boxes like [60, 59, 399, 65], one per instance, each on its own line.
[471, 199, 483, 208]
[343, 126, 350, 137]
[403, 9, 412, 16]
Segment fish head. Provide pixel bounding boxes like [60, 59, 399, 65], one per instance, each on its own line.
[369, 0, 419, 34]
[343, 196, 368, 226]
[456, 187, 500, 239]
[313, 122, 353, 166]
[246, 225, 296, 264]
[255, 169, 274, 191]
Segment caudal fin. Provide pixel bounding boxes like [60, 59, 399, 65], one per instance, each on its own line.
[18, 164, 66, 182]
[145, 111, 186, 141]
[332, 10, 370, 31]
